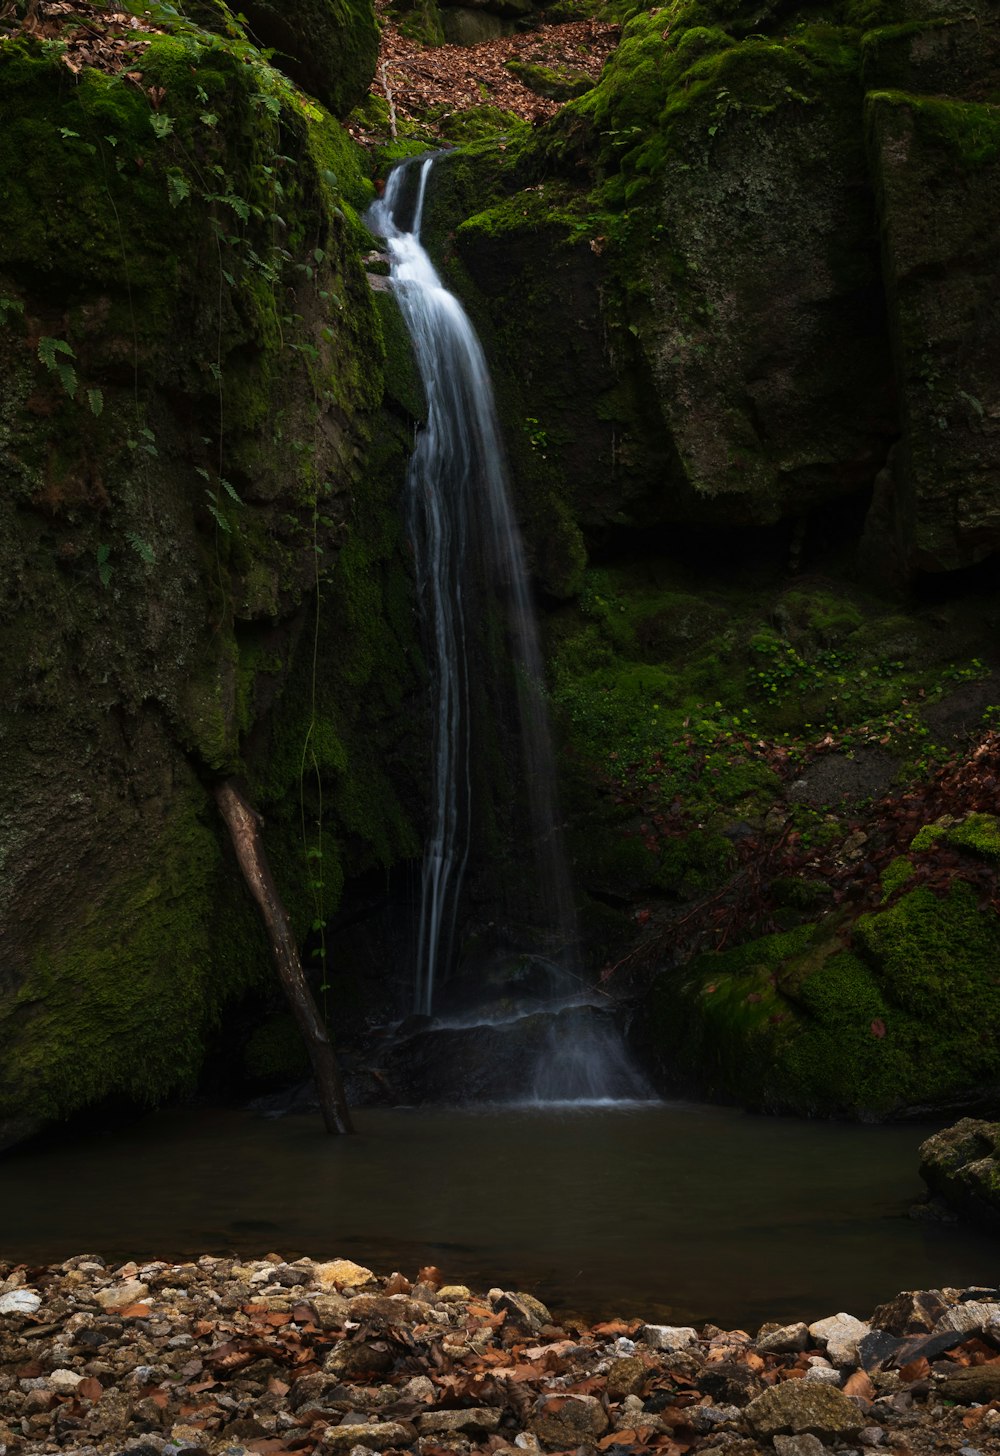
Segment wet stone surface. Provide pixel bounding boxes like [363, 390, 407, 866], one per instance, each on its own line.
[1, 1256, 1000, 1455]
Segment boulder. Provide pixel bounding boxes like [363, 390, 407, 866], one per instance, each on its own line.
[239, 0, 378, 117]
[918, 1120, 1000, 1228]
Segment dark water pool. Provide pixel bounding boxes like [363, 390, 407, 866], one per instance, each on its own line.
[1, 1102, 995, 1329]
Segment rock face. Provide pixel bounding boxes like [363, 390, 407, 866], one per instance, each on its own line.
[919, 1119, 1000, 1227]
[447, 0, 1000, 576]
[0, 7, 421, 1145]
[239, 0, 378, 117]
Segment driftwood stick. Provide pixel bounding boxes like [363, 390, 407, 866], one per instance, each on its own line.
[380, 61, 398, 140]
[215, 780, 354, 1135]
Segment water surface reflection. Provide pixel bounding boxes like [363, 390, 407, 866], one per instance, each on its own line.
[0, 1103, 993, 1328]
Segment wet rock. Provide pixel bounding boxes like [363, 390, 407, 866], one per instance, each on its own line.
[641, 1324, 698, 1353]
[869, 1290, 948, 1336]
[757, 1322, 810, 1354]
[807, 1313, 869, 1368]
[530, 1392, 609, 1447]
[416, 1408, 502, 1434]
[745, 1381, 865, 1440]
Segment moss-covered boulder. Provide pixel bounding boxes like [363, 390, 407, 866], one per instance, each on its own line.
[644, 879, 1000, 1117]
[919, 1118, 1000, 1228]
[0, 17, 420, 1146]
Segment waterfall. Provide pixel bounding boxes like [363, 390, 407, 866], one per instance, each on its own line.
[367, 157, 653, 1103]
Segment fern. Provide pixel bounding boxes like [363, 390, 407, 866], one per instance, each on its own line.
[126, 531, 156, 565]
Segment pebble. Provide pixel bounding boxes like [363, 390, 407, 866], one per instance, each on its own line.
[641, 1322, 699, 1352]
[0, 1289, 41, 1315]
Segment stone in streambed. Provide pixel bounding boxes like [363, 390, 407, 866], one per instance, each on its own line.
[938, 1366, 1000, 1405]
[316, 1421, 415, 1452]
[315, 1260, 376, 1290]
[0, 1288, 41, 1315]
[745, 1381, 865, 1440]
[936, 1300, 1000, 1336]
[417, 1408, 501, 1434]
[869, 1290, 948, 1336]
[757, 1321, 810, 1354]
[808, 1312, 869, 1368]
[492, 1290, 551, 1334]
[95, 1279, 149, 1309]
[641, 1323, 698, 1353]
[606, 1355, 648, 1398]
[323, 1341, 394, 1379]
[530, 1392, 609, 1447]
[774, 1437, 827, 1456]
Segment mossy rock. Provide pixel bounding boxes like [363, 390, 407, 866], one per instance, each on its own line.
[239, 0, 379, 117]
[919, 1118, 1000, 1229]
[644, 881, 1000, 1117]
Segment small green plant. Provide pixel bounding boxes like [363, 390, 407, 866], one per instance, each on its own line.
[37, 336, 77, 398]
[524, 416, 549, 451]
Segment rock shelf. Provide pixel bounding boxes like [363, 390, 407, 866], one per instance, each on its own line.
[1, 1256, 999, 1456]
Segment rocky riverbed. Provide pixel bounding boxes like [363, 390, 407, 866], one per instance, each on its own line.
[2, 1256, 1000, 1456]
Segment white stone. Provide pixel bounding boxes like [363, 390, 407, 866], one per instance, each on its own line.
[94, 1280, 148, 1310]
[937, 1301, 1000, 1335]
[805, 1365, 843, 1386]
[0, 1290, 41, 1316]
[48, 1370, 83, 1391]
[641, 1323, 698, 1352]
[808, 1312, 869, 1368]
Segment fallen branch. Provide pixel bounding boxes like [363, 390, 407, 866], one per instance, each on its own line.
[380, 61, 398, 139]
[215, 780, 354, 1135]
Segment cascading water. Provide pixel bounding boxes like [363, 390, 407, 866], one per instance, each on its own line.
[368, 157, 652, 1103]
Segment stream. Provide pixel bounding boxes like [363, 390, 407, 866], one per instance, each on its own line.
[1, 1102, 994, 1329]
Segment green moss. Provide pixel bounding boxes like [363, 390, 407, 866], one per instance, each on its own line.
[866, 89, 1000, 167]
[880, 855, 914, 899]
[855, 883, 1000, 1015]
[947, 813, 1000, 861]
[649, 883, 1000, 1117]
[0, 784, 265, 1124]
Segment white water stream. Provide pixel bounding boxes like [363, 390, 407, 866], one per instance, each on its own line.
[368, 157, 651, 1101]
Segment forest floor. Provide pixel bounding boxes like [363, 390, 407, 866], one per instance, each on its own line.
[348, 0, 619, 148]
[2, 1254, 1000, 1455]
